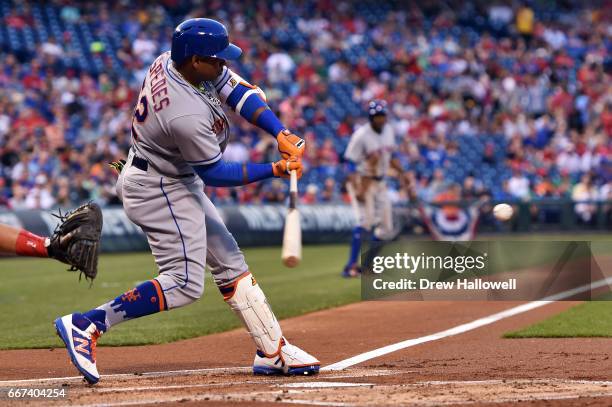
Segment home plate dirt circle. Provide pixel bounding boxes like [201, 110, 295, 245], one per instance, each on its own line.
[2, 369, 612, 406]
[0, 299, 610, 406]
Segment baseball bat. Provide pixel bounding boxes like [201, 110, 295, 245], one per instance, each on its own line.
[281, 170, 301, 267]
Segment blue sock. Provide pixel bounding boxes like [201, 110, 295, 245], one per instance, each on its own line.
[81, 309, 108, 333]
[346, 227, 363, 267]
[84, 279, 167, 331]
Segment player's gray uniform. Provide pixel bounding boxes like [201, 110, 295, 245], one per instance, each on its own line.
[116, 51, 247, 309]
[344, 122, 395, 238]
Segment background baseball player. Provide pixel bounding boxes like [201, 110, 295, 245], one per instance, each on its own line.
[53, 18, 319, 384]
[342, 100, 404, 277]
[0, 203, 102, 281]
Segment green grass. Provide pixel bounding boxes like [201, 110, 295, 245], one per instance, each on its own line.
[504, 297, 612, 338]
[498, 235, 612, 338]
[0, 245, 360, 349]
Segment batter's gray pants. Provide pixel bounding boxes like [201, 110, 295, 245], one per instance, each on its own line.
[116, 151, 249, 309]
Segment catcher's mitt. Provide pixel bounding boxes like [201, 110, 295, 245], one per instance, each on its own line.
[47, 202, 103, 283]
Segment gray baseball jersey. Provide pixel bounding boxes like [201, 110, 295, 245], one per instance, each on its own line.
[131, 51, 230, 177]
[344, 122, 395, 178]
[116, 51, 249, 310]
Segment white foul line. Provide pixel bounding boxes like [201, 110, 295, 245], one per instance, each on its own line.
[322, 277, 612, 371]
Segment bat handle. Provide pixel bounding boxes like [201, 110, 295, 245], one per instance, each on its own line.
[289, 170, 297, 192]
[289, 170, 298, 209]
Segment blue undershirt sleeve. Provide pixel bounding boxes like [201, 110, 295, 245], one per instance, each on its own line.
[346, 160, 357, 173]
[255, 108, 285, 136]
[193, 160, 274, 187]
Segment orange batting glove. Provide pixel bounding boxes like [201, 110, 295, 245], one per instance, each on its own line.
[272, 156, 303, 179]
[276, 129, 305, 160]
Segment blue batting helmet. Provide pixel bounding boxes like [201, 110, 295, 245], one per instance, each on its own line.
[367, 100, 388, 117]
[171, 18, 242, 65]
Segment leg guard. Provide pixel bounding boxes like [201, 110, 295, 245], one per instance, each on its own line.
[221, 272, 283, 356]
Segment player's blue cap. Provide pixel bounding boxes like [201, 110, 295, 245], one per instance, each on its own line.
[171, 18, 242, 65]
[368, 100, 388, 117]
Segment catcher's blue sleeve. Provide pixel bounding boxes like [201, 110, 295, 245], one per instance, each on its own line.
[193, 160, 274, 187]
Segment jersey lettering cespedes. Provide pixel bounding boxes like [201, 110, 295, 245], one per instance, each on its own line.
[344, 122, 395, 178]
[130, 51, 230, 177]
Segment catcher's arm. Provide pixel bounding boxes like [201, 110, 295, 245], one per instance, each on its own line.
[47, 202, 103, 283]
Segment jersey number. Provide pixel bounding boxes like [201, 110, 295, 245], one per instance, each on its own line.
[132, 94, 148, 142]
[134, 95, 148, 123]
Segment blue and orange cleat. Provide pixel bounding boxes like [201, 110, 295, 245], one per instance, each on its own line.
[253, 338, 320, 376]
[342, 264, 362, 278]
[54, 313, 102, 384]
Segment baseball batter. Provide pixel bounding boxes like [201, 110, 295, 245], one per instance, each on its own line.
[54, 18, 319, 384]
[342, 100, 403, 277]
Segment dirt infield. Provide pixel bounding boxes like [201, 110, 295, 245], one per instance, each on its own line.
[1, 299, 611, 406]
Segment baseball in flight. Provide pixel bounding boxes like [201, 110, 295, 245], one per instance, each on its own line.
[493, 204, 513, 221]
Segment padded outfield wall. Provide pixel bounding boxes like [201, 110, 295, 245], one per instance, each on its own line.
[1, 200, 609, 252]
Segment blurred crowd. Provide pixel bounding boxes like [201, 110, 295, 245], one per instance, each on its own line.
[0, 0, 609, 213]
